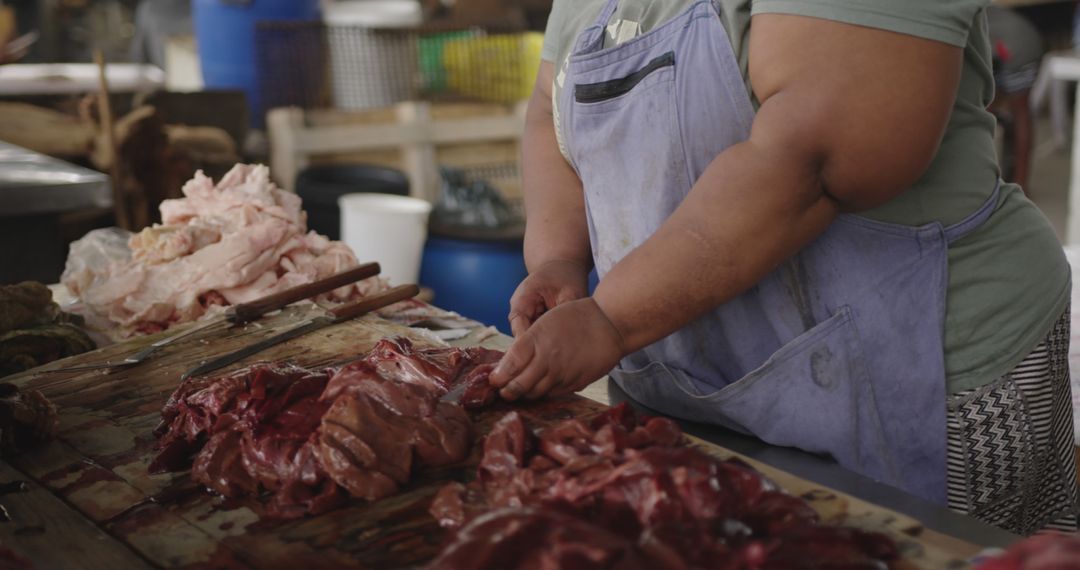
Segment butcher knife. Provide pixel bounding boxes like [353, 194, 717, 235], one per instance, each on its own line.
[181, 283, 421, 380]
[222, 261, 382, 324]
[440, 381, 468, 403]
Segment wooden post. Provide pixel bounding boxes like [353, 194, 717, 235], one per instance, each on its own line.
[267, 107, 309, 192]
[94, 49, 132, 230]
[397, 102, 439, 203]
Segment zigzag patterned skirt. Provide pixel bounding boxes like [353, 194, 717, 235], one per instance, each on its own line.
[946, 307, 1079, 535]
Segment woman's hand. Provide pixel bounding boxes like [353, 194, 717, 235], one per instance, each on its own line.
[491, 297, 624, 401]
[507, 259, 590, 337]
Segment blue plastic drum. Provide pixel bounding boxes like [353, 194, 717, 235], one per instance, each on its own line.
[193, 0, 319, 127]
[419, 236, 528, 334]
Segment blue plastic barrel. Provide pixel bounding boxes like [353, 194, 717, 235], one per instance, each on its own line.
[419, 236, 528, 334]
[193, 0, 319, 127]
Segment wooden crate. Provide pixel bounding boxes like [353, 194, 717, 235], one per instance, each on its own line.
[267, 101, 527, 202]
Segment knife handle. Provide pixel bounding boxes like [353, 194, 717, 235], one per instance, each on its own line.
[226, 262, 381, 324]
[328, 284, 420, 322]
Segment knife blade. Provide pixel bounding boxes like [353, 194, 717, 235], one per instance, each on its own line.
[440, 382, 468, 403]
[181, 284, 420, 380]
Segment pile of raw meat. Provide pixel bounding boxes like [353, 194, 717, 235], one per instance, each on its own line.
[427, 405, 900, 570]
[150, 337, 502, 518]
[976, 532, 1080, 570]
[62, 164, 384, 340]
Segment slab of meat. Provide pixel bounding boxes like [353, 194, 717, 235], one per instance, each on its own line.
[62, 164, 386, 340]
[427, 405, 899, 570]
[150, 337, 503, 518]
[976, 532, 1080, 570]
[323, 337, 502, 410]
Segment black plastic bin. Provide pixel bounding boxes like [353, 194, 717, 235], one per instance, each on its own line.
[295, 165, 410, 240]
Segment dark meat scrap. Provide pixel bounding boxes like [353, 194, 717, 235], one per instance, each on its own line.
[976, 532, 1080, 570]
[428, 404, 899, 570]
[151, 337, 502, 518]
[0, 383, 58, 456]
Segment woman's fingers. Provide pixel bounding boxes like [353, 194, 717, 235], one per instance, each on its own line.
[508, 311, 531, 337]
[490, 334, 536, 388]
[499, 357, 546, 401]
[524, 373, 560, 400]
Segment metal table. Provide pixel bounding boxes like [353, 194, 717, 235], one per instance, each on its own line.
[0, 140, 111, 283]
[0, 140, 111, 216]
[604, 380, 1020, 550]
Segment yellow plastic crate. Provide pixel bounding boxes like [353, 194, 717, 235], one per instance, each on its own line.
[441, 32, 543, 103]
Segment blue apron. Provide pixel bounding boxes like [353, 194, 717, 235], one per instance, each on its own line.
[557, 0, 1000, 505]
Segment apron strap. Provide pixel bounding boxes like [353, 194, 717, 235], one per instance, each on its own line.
[575, 0, 622, 53]
[942, 179, 1002, 244]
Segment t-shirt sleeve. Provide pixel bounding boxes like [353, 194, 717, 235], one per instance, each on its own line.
[541, 0, 571, 62]
[751, 0, 988, 47]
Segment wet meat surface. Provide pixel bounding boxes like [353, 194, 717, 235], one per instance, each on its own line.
[427, 404, 899, 570]
[150, 337, 503, 518]
[976, 532, 1080, 570]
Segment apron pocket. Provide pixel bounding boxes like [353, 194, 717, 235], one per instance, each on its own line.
[572, 66, 676, 115]
[613, 306, 880, 462]
[575, 52, 675, 103]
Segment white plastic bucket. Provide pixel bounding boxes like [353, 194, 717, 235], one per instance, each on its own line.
[339, 193, 432, 286]
[323, 0, 422, 109]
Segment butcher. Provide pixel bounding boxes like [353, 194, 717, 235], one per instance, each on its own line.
[488, 0, 1078, 535]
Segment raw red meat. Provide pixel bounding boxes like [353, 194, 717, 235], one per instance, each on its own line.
[150, 337, 503, 518]
[313, 369, 471, 501]
[323, 338, 502, 411]
[976, 532, 1080, 570]
[428, 507, 654, 570]
[428, 404, 899, 570]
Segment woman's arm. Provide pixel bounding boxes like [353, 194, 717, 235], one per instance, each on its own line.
[593, 15, 962, 353]
[492, 14, 963, 399]
[506, 61, 595, 337]
[520, 61, 592, 272]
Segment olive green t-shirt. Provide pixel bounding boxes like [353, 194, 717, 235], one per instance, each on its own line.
[541, 0, 1070, 394]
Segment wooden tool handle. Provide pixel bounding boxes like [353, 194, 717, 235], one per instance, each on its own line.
[226, 262, 381, 324]
[328, 284, 420, 322]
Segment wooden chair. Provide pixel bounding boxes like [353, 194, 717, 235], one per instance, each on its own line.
[266, 101, 528, 202]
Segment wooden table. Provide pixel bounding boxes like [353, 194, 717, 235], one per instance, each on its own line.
[0, 307, 985, 568]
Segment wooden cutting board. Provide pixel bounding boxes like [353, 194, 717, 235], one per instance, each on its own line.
[0, 306, 982, 569]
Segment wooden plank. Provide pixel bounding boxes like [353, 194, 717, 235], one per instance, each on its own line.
[3, 310, 981, 568]
[0, 102, 95, 157]
[0, 460, 151, 569]
[293, 114, 523, 155]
